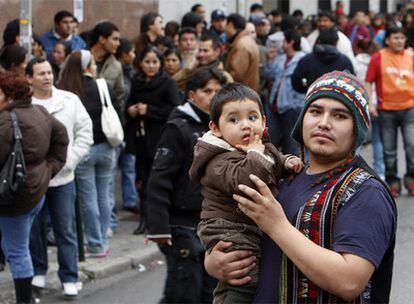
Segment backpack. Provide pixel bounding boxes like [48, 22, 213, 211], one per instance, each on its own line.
[0, 111, 26, 206]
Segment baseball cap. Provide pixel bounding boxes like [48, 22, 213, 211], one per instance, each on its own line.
[211, 9, 226, 21]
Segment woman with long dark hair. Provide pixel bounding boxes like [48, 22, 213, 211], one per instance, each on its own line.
[134, 12, 165, 62]
[58, 50, 120, 257]
[126, 45, 181, 234]
[0, 72, 68, 303]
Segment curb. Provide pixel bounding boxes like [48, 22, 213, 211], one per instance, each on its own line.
[0, 244, 160, 304]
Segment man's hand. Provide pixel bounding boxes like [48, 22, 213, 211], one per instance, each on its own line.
[234, 174, 289, 236]
[137, 103, 148, 115]
[205, 241, 255, 285]
[369, 102, 378, 118]
[128, 104, 140, 117]
[235, 131, 265, 154]
[285, 156, 304, 174]
[147, 237, 172, 246]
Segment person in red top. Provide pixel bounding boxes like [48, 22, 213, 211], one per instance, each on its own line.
[366, 25, 414, 197]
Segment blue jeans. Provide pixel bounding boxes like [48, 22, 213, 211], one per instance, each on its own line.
[30, 182, 78, 283]
[0, 198, 44, 279]
[76, 142, 116, 251]
[266, 105, 301, 155]
[371, 117, 385, 178]
[158, 227, 216, 303]
[379, 108, 414, 184]
[109, 147, 138, 229]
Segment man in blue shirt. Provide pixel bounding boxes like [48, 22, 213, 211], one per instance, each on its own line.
[41, 10, 86, 61]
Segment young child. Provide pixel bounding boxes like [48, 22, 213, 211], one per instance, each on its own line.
[189, 83, 303, 303]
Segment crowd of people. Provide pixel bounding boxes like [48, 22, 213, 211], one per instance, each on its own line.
[0, 1, 412, 303]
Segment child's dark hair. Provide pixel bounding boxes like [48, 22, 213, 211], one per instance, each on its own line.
[210, 83, 264, 125]
[185, 66, 227, 94]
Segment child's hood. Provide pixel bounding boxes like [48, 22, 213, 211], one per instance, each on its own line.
[189, 131, 235, 183]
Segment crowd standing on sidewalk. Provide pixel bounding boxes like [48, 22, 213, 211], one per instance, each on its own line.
[0, 1, 413, 303]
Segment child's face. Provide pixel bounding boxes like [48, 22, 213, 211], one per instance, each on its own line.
[210, 99, 266, 147]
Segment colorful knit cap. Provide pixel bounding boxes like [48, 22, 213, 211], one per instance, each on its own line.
[291, 70, 370, 150]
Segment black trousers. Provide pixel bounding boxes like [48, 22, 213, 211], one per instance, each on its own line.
[159, 227, 217, 303]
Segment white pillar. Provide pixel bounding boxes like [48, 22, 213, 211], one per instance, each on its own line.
[20, 0, 32, 55]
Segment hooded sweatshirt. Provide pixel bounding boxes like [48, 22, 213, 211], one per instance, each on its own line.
[291, 44, 355, 93]
[189, 132, 288, 224]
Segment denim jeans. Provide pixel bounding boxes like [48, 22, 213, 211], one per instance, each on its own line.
[30, 182, 78, 283]
[0, 197, 44, 279]
[371, 117, 385, 178]
[76, 142, 116, 252]
[158, 227, 216, 303]
[379, 108, 414, 184]
[109, 147, 138, 229]
[266, 105, 302, 156]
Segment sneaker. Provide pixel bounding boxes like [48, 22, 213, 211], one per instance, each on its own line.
[32, 275, 46, 289]
[389, 182, 401, 199]
[85, 246, 107, 258]
[62, 282, 78, 297]
[0, 262, 4, 272]
[106, 228, 114, 238]
[404, 177, 414, 196]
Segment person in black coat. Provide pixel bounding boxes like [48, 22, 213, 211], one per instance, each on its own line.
[146, 67, 227, 303]
[291, 28, 355, 93]
[126, 46, 181, 234]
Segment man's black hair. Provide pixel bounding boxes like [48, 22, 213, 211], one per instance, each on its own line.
[284, 29, 302, 51]
[90, 21, 119, 47]
[200, 33, 220, 50]
[155, 36, 175, 50]
[179, 26, 197, 39]
[181, 12, 202, 29]
[54, 10, 74, 24]
[25, 57, 48, 76]
[280, 16, 300, 31]
[186, 66, 227, 94]
[191, 4, 203, 13]
[385, 24, 405, 39]
[250, 3, 263, 12]
[210, 83, 263, 126]
[317, 11, 336, 23]
[2, 19, 19, 46]
[269, 9, 281, 17]
[292, 9, 304, 18]
[226, 14, 246, 31]
[115, 38, 134, 59]
[316, 28, 339, 46]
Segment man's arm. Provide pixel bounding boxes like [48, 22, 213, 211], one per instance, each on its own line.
[235, 175, 394, 301]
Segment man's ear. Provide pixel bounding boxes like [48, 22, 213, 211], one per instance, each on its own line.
[209, 121, 222, 137]
[188, 90, 195, 101]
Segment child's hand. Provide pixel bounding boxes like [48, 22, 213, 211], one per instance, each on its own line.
[285, 156, 304, 174]
[235, 130, 265, 154]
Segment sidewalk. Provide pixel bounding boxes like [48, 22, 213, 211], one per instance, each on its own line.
[0, 210, 160, 304]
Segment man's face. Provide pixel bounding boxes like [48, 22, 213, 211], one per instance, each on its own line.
[149, 16, 165, 37]
[245, 22, 257, 39]
[100, 31, 121, 55]
[56, 16, 73, 38]
[225, 21, 236, 37]
[282, 38, 293, 53]
[195, 6, 206, 22]
[212, 18, 227, 33]
[302, 98, 355, 162]
[256, 20, 271, 36]
[317, 16, 334, 31]
[27, 61, 54, 94]
[197, 40, 220, 66]
[179, 33, 197, 52]
[386, 32, 406, 52]
[188, 79, 222, 113]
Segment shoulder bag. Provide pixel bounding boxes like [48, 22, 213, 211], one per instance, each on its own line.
[96, 78, 124, 147]
[0, 111, 27, 206]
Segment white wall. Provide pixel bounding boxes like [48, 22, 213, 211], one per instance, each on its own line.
[289, 0, 318, 16]
[159, 0, 263, 25]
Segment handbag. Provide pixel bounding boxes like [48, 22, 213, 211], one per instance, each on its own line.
[96, 78, 124, 147]
[0, 111, 27, 206]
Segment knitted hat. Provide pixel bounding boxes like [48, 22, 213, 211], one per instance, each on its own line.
[291, 70, 370, 150]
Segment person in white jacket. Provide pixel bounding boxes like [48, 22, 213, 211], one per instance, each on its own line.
[307, 11, 356, 69]
[25, 57, 93, 298]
